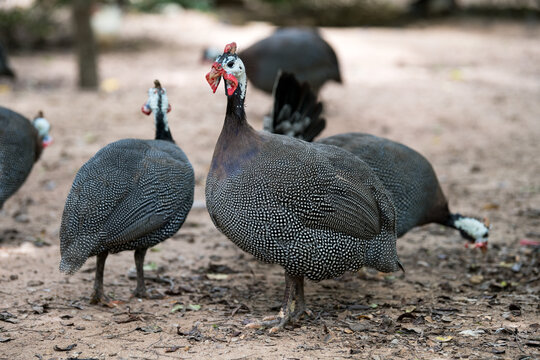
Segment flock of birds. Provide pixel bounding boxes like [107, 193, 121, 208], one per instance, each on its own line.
[0, 29, 489, 332]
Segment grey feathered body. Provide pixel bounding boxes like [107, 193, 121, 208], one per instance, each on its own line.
[0, 107, 39, 209]
[241, 28, 341, 94]
[206, 129, 401, 281]
[318, 133, 449, 237]
[60, 138, 194, 274]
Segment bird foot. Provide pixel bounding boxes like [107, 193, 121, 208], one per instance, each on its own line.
[89, 291, 115, 306]
[245, 309, 305, 333]
[132, 287, 164, 300]
[132, 287, 148, 299]
[291, 307, 312, 322]
[244, 315, 280, 330]
[268, 313, 292, 333]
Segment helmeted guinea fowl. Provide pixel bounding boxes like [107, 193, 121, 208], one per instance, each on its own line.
[0, 43, 15, 79]
[204, 28, 341, 95]
[205, 43, 402, 332]
[266, 72, 489, 248]
[0, 107, 52, 209]
[59, 80, 194, 304]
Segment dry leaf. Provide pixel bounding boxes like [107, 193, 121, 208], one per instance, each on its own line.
[206, 273, 229, 280]
[435, 336, 453, 342]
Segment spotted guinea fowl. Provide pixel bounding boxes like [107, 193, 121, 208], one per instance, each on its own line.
[59, 80, 194, 304]
[204, 28, 341, 94]
[0, 107, 51, 209]
[205, 43, 402, 332]
[267, 72, 489, 249]
[0, 43, 15, 78]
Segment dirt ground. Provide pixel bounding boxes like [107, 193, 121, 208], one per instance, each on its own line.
[0, 10, 539, 360]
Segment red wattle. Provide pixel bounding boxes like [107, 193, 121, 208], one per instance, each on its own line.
[206, 71, 221, 93]
[223, 73, 238, 96]
[42, 137, 53, 148]
[141, 105, 151, 115]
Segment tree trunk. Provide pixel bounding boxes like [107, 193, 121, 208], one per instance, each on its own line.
[73, 0, 98, 89]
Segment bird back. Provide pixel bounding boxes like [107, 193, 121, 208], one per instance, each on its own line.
[60, 138, 194, 272]
[0, 107, 38, 208]
[318, 133, 449, 236]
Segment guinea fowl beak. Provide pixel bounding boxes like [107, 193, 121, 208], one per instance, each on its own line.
[206, 62, 224, 93]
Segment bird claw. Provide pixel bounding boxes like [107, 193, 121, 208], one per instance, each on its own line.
[269, 325, 282, 334]
[245, 316, 281, 330]
[132, 286, 148, 299]
[245, 322, 263, 329]
[89, 292, 120, 307]
[245, 307, 312, 333]
[292, 307, 312, 322]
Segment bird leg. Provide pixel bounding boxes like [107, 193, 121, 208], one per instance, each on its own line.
[90, 252, 109, 304]
[133, 248, 148, 298]
[291, 276, 311, 321]
[246, 273, 305, 332]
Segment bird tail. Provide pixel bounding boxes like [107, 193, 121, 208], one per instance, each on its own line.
[59, 252, 86, 276]
[59, 259, 80, 275]
[445, 213, 490, 250]
[263, 72, 326, 142]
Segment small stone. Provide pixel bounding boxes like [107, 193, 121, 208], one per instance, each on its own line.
[43, 180, 56, 191]
[14, 213, 29, 223]
[469, 275, 484, 284]
[27, 280, 44, 287]
[9, 274, 18, 281]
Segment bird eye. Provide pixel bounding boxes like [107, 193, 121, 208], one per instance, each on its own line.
[227, 61, 235, 67]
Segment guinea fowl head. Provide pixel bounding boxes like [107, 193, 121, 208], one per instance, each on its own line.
[206, 42, 247, 99]
[141, 79, 174, 141]
[32, 111, 53, 148]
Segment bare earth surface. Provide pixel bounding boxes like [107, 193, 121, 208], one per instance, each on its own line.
[0, 11, 539, 360]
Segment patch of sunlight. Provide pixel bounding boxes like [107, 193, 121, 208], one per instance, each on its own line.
[0, 242, 37, 258]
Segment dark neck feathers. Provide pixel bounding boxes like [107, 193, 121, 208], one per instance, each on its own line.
[224, 85, 247, 132]
[211, 84, 260, 179]
[154, 93, 174, 142]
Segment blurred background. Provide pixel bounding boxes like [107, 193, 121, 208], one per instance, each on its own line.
[0, 0, 539, 89]
[1, 1, 539, 359]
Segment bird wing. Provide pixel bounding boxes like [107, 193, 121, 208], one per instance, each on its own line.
[266, 138, 391, 240]
[99, 147, 192, 246]
[62, 140, 192, 249]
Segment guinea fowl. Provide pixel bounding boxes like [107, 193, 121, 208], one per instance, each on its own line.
[267, 73, 489, 248]
[0, 44, 15, 78]
[205, 28, 341, 94]
[206, 43, 402, 332]
[0, 107, 52, 209]
[59, 80, 194, 304]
